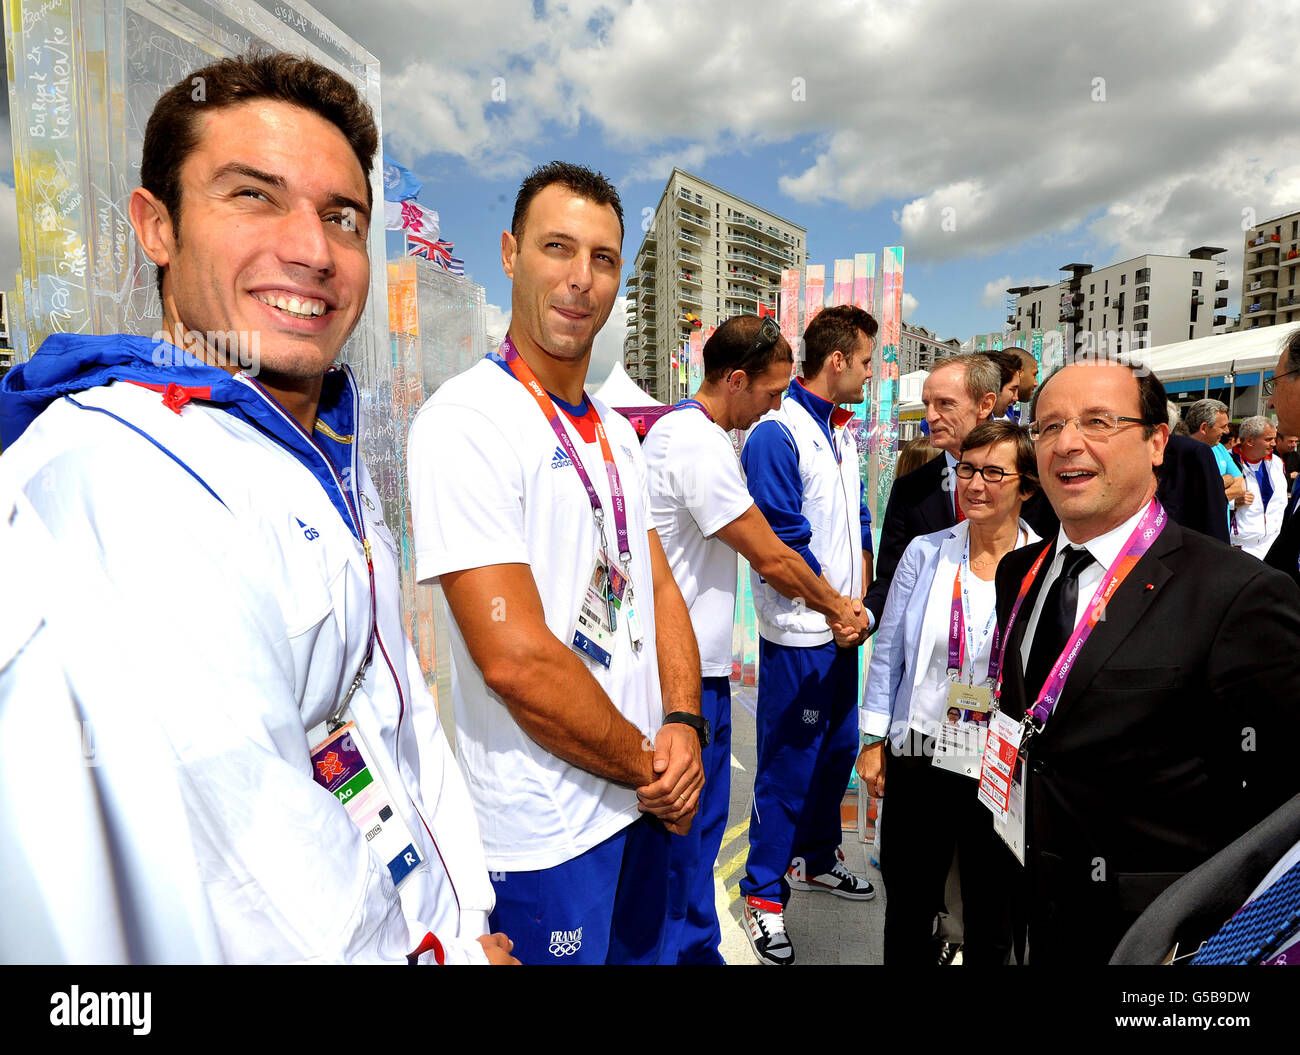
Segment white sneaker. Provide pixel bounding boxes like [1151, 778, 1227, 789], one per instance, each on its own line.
[787, 854, 876, 901]
[744, 896, 795, 966]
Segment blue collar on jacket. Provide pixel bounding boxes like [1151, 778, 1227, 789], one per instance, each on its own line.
[0, 333, 364, 539]
[786, 378, 854, 456]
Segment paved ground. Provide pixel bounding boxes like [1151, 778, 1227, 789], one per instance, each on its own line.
[715, 682, 886, 965]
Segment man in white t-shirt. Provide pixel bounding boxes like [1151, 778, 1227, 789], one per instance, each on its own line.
[643, 314, 870, 964]
[1232, 415, 1286, 557]
[408, 162, 704, 965]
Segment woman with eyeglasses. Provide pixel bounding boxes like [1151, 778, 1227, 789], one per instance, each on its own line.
[857, 419, 1041, 966]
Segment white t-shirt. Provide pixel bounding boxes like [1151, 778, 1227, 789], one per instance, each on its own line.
[408, 359, 662, 872]
[643, 406, 755, 677]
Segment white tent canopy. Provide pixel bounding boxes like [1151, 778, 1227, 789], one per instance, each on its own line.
[590, 361, 663, 406]
[1140, 325, 1298, 382]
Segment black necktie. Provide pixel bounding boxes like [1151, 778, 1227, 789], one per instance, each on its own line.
[1024, 546, 1094, 702]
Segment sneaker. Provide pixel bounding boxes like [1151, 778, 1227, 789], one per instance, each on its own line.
[787, 855, 876, 901]
[743, 896, 794, 966]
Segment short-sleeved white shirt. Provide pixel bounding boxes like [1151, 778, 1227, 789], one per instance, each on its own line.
[408, 359, 662, 872]
[643, 406, 755, 677]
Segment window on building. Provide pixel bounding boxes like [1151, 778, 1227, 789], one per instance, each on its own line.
[1189, 326, 1195, 340]
[1193, 271, 1203, 286]
[1292, 220, 1298, 239]
[1089, 301, 1094, 311]
[1104, 297, 1109, 307]
[1105, 280, 1109, 294]
[1121, 274, 1126, 286]
[1090, 283, 1095, 294]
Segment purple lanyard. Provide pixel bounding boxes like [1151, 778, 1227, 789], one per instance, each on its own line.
[993, 500, 1166, 730]
[947, 541, 1000, 683]
[490, 337, 632, 567]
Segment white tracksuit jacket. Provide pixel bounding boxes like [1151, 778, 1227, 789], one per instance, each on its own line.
[0, 334, 493, 964]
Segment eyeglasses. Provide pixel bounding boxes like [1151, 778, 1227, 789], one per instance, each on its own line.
[1028, 412, 1146, 442]
[1263, 367, 1300, 396]
[736, 316, 782, 373]
[954, 462, 1020, 483]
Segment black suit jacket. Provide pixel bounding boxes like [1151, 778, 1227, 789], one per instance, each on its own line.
[993, 518, 1300, 964]
[1156, 434, 1230, 544]
[1111, 792, 1300, 964]
[866, 455, 1058, 625]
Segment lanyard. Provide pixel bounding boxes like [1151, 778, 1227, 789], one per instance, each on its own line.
[675, 398, 714, 423]
[993, 500, 1166, 733]
[490, 337, 632, 568]
[948, 536, 1009, 684]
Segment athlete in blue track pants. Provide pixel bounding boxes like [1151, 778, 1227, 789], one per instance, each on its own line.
[661, 677, 733, 964]
[489, 816, 671, 965]
[741, 638, 860, 905]
[642, 315, 872, 966]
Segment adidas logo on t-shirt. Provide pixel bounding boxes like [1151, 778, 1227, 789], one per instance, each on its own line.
[551, 445, 573, 470]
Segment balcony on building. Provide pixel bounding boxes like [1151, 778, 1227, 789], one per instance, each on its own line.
[1247, 273, 1278, 293]
[1248, 254, 1281, 274]
[726, 228, 794, 264]
[727, 286, 758, 305]
[726, 266, 764, 288]
[1279, 294, 1300, 309]
[726, 250, 780, 276]
[1247, 232, 1282, 251]
[1216, 278, 1229, 292]
[678, 287, 703, 309]
[678, 269, 702, 288]
[678, 247, 703, 267]
[678, 229, 705, 250]
[1135, 285, 1150, 303]
[676, 209, 709, 233]
[1135, 267, 1151, 284]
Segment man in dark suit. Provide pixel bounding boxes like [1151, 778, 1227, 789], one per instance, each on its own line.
[1266, 328, 1300, 588]
[1155, 433, 1230, 544]
[866, 354, 1057, 629]
[993, 360, 1300, 965]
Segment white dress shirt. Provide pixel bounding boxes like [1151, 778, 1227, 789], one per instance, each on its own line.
[1017, 499, 1155, 674]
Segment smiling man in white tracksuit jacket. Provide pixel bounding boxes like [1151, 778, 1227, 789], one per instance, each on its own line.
[0, 53, 509, 964]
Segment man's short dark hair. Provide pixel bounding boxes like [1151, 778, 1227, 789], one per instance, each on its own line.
[512, 161, 624, 244]
[1283, 326, 1300, 373]
[703, 315, 793, 383]
[801, 305, 878, 378]
[960, 419, 1039, 499]
[987, 349, 1023, 389]
[141, 51, 379, 297]
[1031, 360, 1168, 439]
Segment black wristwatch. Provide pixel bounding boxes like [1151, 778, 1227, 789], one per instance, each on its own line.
[663, 711, 711, 749]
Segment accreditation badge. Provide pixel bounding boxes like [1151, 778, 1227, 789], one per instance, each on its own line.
[571, 548, 619, 669]
[978, 710, 1026, 863]
[310, 720, 425, 887]
[932, 683, 993, 778]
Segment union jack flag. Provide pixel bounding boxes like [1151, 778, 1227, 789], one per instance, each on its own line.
[408, 234, 465, 275]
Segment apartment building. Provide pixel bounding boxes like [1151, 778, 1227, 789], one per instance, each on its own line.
[624, 169, 807, 403]
[1239, 209, 1300, 331]
[1008, 247, 1228, 353]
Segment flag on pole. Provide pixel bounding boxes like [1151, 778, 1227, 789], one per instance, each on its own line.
[385, 199, 440, 240]
[757, 302, 774, 319]
[408, 234, 465, 275]
[382, 153, 422, 202]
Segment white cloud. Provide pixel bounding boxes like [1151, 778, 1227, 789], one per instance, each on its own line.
[483, 301, 510, 345]
[901, 292, 918, 320]
[980, 275, 1053, 309]
[316, 0, 1300, 286]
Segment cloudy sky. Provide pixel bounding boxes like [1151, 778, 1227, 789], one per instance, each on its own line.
[4, 0, 1300, 383]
